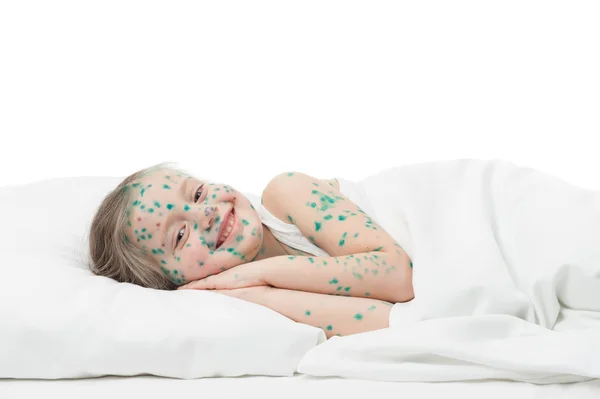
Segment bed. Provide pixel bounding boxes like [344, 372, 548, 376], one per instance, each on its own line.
[2, 375, 599, 399]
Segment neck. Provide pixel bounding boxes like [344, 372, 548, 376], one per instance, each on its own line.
[250, 223, 291, 262]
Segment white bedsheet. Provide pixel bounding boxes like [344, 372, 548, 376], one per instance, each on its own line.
[298, 159, 600, 383]
[1, 374, 599, 399]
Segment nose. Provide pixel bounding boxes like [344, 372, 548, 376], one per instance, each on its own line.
[197, 205, 217, 230]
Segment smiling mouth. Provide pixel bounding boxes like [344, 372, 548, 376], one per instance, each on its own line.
[216, 209, 235, 248]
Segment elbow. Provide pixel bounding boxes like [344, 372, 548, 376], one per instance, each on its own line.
[383, 253, 414, 303]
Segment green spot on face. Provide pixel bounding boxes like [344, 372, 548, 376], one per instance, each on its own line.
[323, 214, 333, 220]
[154, 201, 161, 208]
[326, 325, 333, 331]
[173, 270, 178, 274]
[339, 239, 345, 246]
[410, 261, 413, 268]
[308, 257, 314, 263]
[305, 310, 311, 316]
[163, 184, 171, 189]
[161, 260, 167, 265]
[368, 305, 377, 311]
[194, 223, 198, 230]
[344, 286, 351, 292]
[241, 219, 249, 225]
[352, 272, 362, 280]
[184, 204, 190, 211]
[166, 204, 174, 210]
[354, 313, 363, 321]
[329, 278, 338, 284]
[148, 208, 154, 213]
[315, 221, 322, 231]
[338, 215, 347, 221]
[365, 292, 371, 296]
[132, 200, 140, 206]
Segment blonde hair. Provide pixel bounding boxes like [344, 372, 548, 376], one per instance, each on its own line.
[88, 161, 197, 290]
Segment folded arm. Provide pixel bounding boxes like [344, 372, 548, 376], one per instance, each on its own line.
[225, 286, 393, 338]
[260, 252, 413, 303]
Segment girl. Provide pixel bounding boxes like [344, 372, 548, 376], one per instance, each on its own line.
[89, 162, 414, 338]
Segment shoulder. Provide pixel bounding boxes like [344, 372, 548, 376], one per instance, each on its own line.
[264, 172, 338, 195]
[261, 171, 389, 257]
[261, 172, 338, 224]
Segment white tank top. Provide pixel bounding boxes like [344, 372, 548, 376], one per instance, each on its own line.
[246, 177, 380, 257]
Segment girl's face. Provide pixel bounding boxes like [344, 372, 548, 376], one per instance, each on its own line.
[125, 169, 264, 286]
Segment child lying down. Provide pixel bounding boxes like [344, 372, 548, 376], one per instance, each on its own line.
[88, 162, 414, 339]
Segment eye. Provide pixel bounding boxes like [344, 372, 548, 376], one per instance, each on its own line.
[175, 225, 186, 247]
[194, 184, 205, 202]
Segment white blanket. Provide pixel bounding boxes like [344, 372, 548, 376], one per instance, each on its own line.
[298, 159, 600, 383]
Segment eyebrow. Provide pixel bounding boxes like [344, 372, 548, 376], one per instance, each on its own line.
[161, 177, 193, 251]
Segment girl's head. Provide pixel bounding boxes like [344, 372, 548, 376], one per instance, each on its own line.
[88, 162, 265, 290]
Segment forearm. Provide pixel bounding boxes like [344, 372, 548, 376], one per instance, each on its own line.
[257, 251, 413, 303]
[244, 286, 393, 339]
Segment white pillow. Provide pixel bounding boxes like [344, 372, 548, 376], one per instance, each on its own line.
[0, 176, 325, 379]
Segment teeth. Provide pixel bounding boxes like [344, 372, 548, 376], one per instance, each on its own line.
[217, 213, 235, 247]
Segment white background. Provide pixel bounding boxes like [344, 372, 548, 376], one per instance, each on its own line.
[1, 1, 599, 194]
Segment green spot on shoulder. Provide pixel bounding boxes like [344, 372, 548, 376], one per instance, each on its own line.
[326, 325, 333, 331]
[163, 184, 171, 189]
[338, 215, 347, 221]
[166, 204, 174, 210]
[329, 278, 338, 284]
[305, 310, 311, 316]
[314, 221, 322, 231]
[354, 313, 363, 321]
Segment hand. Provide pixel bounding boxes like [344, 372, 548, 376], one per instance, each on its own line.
[177, 261, 267, 291]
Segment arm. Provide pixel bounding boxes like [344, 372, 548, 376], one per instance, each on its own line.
[261, 172, 414, 303]
[222, 286, 393, 339]
[260, 252, 413, 303]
